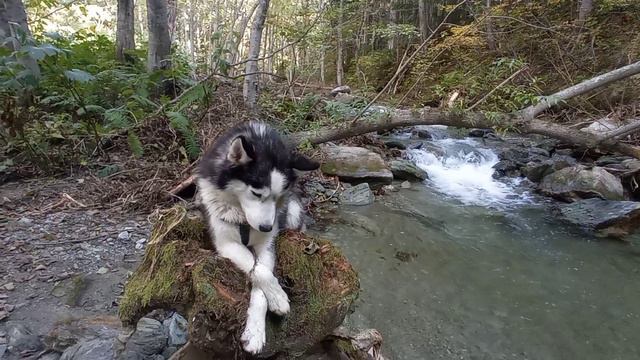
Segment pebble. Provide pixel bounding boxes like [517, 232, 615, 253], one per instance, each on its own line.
[117, 231, 130, 241]
[401, 181, 411, 189]
[134, 238, 147, 250]
[35, 264, 47, 271]
[96, 267, 109, 275]
[3, 283, 15, 291]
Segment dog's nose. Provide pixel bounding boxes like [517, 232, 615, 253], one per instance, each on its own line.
[258, 224, 273, 233]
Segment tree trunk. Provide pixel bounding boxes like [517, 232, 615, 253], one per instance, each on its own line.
[418, 0, 429, 38]
[485, 0, 496, 50]
[578, 0, 593, 23]
[388, 0, 399, 51]
[243, 0, 270, 112]
[116, 0, 136, 62]
[167, 0, 178, 42]
[146, 0, 171, 71]
[336, 0, 344, 86]
[0, 0, 39, 78]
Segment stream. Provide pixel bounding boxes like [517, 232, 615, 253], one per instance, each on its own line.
[313, 127, 640, 360]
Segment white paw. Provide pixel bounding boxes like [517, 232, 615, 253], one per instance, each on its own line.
[264, 282, 290, 315]
[241, 319, 266, 354]
[252, 265, 290, 315]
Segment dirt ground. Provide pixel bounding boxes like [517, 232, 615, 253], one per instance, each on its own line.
[0, 176, 153, 341]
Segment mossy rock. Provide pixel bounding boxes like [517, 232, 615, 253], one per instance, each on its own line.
[119, 206, 359, 359]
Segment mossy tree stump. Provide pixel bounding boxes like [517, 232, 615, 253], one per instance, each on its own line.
[119, 206, 359, 359]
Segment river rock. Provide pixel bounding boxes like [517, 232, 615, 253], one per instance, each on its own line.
[165, 313, 188, 347]
[340, 183, 375, 206]
[411, 128, 432, 139]
[38, 353, 61, 360]
[522, 155, 576, 183]
[7, 322, 44, 355]
[329, 85, 351, 96]
[492, 160, 520, 178]
[539, 166, 624, 201]
[121, 317, 167, 359]
[59, 339, 115, 360]
[389, 160, 428, 181]
[468, 128, 494, 138]
[383, 140, 407, 150]
[559, 198, 640, 238]
[321, 146, 393, 186]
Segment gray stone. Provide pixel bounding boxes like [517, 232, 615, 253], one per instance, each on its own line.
[0, 344, 7, 358]
[400, 181, 411, 189]
[540, 166, 624, 202]
[383, 140, 407, 150]
[523, 154, 576, 182]
[121, 317, 167, 358]
[321, 146, 393, 187]
[7, 322, 44, 355]
[117, 231, 130, 241]
[330, 85, 351, 96]
[38, 353, 62, 360]
[162, 346, 178, 359]
[59, 339, 114, 360]
[166, 313, 188, 347]
[411, 128, 432, 139]
[559, 198, 640, 238]
[339, 183, 374, 206]
[389, 160, 428, 181]
[492, 160, 520, 178]
[468, 128, 493, 138]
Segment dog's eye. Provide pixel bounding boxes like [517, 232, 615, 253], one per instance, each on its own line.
[251, 191, 262, 198]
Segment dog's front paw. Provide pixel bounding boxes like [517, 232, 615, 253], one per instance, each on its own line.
[264, 284, 290, 315]
[252, 265, 290, 315]
[241, 319, 266, 354]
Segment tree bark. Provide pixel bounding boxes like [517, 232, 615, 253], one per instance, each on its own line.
[243, 0, 270, 112]
[290, 108, 640, 159]
[167, 0, 178, 42]
[146, 0, 172, 71]
[418, 0, 429, 38]
[0, 0, 39, 78]
[578, 0, 593, 23]
[335, 0, 344, 86]
[484, 0, 496, 50]
[519, 61, 640, 121]
[116, 0, 136, 62]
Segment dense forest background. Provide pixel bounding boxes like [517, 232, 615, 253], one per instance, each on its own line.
[1, 0, 639, 190]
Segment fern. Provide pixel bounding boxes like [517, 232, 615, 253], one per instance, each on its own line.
[127, 130, 144, 157]
[104, 108, 130, 130]
[172, 83, 209, 113]
[166, 111, 200, 160]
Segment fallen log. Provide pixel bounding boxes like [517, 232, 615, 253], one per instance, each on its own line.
[118, 206, 359, 359]
[290, 108, 640, 159]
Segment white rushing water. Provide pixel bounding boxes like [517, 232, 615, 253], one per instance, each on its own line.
[406, 135, 529, 207]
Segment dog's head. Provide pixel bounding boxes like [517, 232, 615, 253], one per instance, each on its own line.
[209, 122, 319, 232]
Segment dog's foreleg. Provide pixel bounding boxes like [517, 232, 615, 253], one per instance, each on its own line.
[285, 197, 305, 231]
[240, 287, 268, 354]
[252, 239, 290, 315]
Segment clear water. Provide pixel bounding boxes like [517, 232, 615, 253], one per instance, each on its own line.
[313, 130, 640, 360]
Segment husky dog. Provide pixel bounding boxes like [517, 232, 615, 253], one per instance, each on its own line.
[196, 121, 319, 354]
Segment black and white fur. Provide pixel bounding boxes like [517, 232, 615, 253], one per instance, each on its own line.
[196, 121, 319, 354]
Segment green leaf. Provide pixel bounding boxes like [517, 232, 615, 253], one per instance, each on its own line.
[64, 69, 95, 83]
[127, 131, 144, 157]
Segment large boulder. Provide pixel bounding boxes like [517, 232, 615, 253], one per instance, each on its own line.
[521, 154, 576, 182]
[321, 146, 393, 187]
[118, 206, 359, 359]
[558, 198, 640, 238]
[389, 160, 428, 181]
[539, 166, 624, 201]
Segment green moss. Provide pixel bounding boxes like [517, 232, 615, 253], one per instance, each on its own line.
[65, 275, 88, 307]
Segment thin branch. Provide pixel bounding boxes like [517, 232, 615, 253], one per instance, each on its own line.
[600, 119, 640, 141]
[467, 66, 528, 110]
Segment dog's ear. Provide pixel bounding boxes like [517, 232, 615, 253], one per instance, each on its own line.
[227, 136, 253, 165]
[291, 153, 320, 171]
